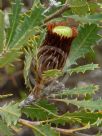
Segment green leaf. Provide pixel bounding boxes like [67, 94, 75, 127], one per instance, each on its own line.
[0, 10, 5, 52]
[62, 99, 102, 111]
[7, 0, 22, 46]
[9, 0, 44, 48]
[88, 2, 100, 13]
[24, 48, 33, 88]
[0, 94, 13, 99]
[33, 124, 59, 136]
[0, 119, 13, 136]
[63, 24, 99, 70]
[43, 69, 62, 79]
[22, 100, 57, 120]
[0, 102, 21, 126]
[67, 14, 102, 24]
[67, 63, 99, 75]
[52, 84, 99, 97]
[0, 49, 22, 68]
[66, 112, 102, 126]
[68, 0, 89, 15]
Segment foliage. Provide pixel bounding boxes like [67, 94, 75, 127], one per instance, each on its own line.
[34, 124, 60, 136]
[0, 102, 21, 126]
[22, 100, 57, 120]
[0, 119, 13, 136]
[63, 24, 100, 70]
[0, 0, 102, 136]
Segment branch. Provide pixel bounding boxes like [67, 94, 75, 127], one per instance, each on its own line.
[19, 119, 90, 135]
[44, 2, 70, 23]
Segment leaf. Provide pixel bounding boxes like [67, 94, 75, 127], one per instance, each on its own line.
[0, 102, 21, 126]
[33, 124, 59, 136]
[24, 30, 46, 88]
[66, 112, 102, 126]
[88, 2, 100, 13]
[9, 0, 44, 49]
[68, 0, 89, 15]
[43, 69, 62, 79]
[7, 0, 22, 46]
[67, 14, 102, 24]
[22, 100, 57, 120]
[0, 119, 13, 136]
[62, 99, 102, 111]
[63, 24, 99, 71]
[24, 49, 33, 88]
[67, 63, 99, 75]
[0, 94, 13, 99]
[52, 84, 99, 97]
[0, 49, 22, 68]
[0, 10, 5, 52]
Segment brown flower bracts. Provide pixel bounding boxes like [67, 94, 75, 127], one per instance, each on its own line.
[38, 22, 78, 73]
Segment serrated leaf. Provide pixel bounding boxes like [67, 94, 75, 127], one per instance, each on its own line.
[24, 29, 46, 88]
[0, 102, 21, 126]
[67, 63, 99, 75]
[22, 100, 57, 120]
[0, 119, 13, 136]
[24, 48, 33, 88]
[7, 0, 22, 46]
[88, 2, 100, 13]
[63, 24, 99, 70]
[33, 124, 59, 136]
[43, 69, 62, 79]
[0, 10, 5, 52]
[66, 112, 102, 126]
[0, 94, 13, 99]
[67, 14, 102, 24]
[9, 0, 44, 49]
[0, 49, 22, 68]
[68, 0, 89, 15]
[53, 84, 99, 97]
[62, 99, 102, 111]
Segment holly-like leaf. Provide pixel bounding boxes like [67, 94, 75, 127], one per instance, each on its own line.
[88, 2, 101, 13]
[52, 84, 99, 97]
[24, 48, 33, 88]
[66, 112, 102, 126]
[22, 100, 57, 120]
[67, 63, 99, 75]
[63, 24, 99, 71]
[67, 14, 102, 24]
[43, 69, 62, 79]
[0, 94, 13, 99]
[0, 49, 22, 68]
[68, 0, 89, 15]
[33, 124, 59, 136]
[61, 99, 102, 111]
[0, 102, 21, 126]
[9, 0, 44, 49]
[0, 10, 5, 53]
[7, 0, 22, 46]
[0, 119, 13, 136]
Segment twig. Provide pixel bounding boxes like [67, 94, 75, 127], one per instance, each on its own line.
[44, 2, 70, 23]
[19, 119, 90, 135]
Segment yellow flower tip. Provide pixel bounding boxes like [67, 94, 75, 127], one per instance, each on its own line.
[52, 26, 73, 38]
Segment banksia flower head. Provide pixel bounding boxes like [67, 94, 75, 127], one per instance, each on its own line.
[38, 22, 78, 73]
[29, 22, 78, 87]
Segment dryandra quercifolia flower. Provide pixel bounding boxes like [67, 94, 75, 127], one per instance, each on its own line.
[38, 22, 78, 73]
[29, 22, 78, 88]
